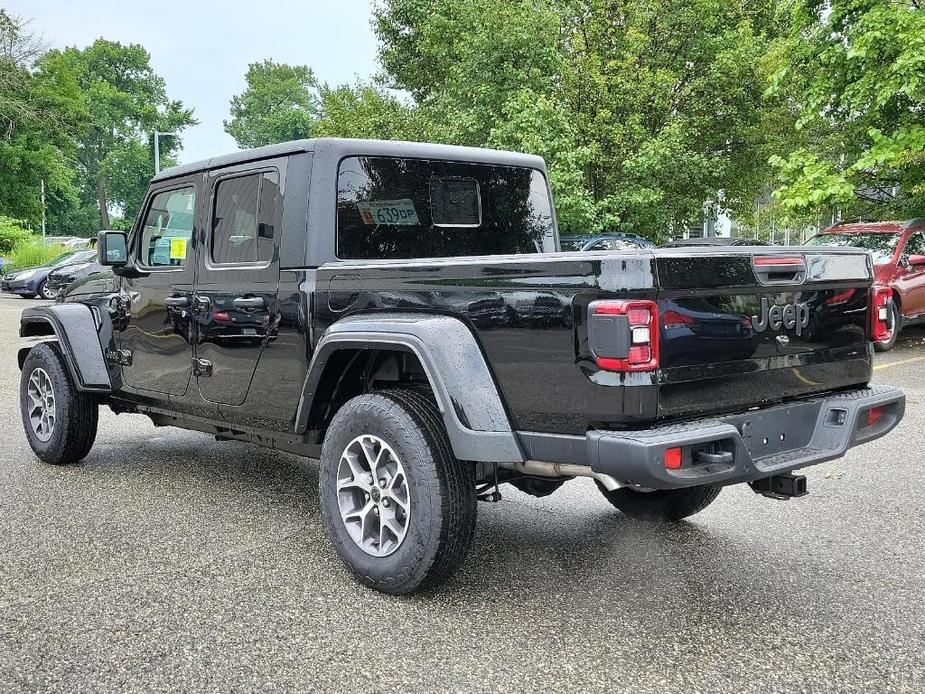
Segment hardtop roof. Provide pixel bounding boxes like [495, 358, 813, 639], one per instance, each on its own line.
[152, 138, 547, 183]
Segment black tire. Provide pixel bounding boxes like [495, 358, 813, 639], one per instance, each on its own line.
[20, 342, 99, 465]
[596, 482, 721, 521]
[37, 279, 56, 301]
[874, 302, 901, 352]
[509, 476, 568, 498]
[318, 389, 477, 595]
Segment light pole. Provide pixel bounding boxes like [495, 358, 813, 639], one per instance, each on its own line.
[154, 131, 177, 174]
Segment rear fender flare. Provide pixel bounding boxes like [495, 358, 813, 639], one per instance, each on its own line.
[296, 313, 524, 463]
[18, 305, 112, 392]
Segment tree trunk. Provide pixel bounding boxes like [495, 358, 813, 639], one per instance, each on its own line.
[97, 177, 110, 229]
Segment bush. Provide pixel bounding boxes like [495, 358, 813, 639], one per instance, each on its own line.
[0, 216, 32, 254]
[6, 242, 67, 271]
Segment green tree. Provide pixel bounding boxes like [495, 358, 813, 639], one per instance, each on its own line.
[224, 60, 320, 148]
[41, 39, 196, 229]
[0, 11, 84, 227]
[768, 0, 925, 220]
[375, 0, 783, 237]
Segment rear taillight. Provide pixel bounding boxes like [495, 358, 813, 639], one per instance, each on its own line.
[590, 300, 659, 372]
[871, 287, 893, 342]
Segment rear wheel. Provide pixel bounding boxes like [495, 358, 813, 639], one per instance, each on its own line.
[20, 343, 99, 464]
[874, 302, 901, 352]
[318, 389, 477, 594]
[596, 482, 721, 521]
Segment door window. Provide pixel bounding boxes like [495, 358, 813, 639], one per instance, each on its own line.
[210, 172, 278, 266]
[902, 232, 925, 262]
[138, 187, 196, 268]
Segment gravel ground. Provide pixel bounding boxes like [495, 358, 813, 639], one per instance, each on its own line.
[0, 291, 923, 693]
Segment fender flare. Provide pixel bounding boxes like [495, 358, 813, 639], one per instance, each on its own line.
[19, 304, 112, 392]
[295, 313, 524, 463]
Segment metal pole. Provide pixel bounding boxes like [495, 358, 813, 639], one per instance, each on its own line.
[40, 179, 46, 241]
[154, 132, 160, 174]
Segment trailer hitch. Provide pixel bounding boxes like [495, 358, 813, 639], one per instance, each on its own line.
[749, 473, 808, 500]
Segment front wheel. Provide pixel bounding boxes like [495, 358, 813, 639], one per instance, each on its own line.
[37, 280, 57, 301]
[318, 389, 477, 595]
[20, 342, 99, 464]
[596, 482, 721, 521]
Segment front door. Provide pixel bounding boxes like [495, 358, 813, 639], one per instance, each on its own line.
[896, 231, 925, 317]
[120, 179, 201, 395]
[194, 166, 282, 406]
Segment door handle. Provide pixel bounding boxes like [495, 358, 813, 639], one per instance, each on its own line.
[233, 296, 265, 309]
[164, 295, 190, 308]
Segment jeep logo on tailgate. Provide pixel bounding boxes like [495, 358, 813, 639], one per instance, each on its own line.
[751, 298, 810, 336]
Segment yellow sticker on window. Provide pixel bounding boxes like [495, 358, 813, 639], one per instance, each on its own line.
[169, 237, 188, 260]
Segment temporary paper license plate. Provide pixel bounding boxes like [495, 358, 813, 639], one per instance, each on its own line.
[357, 199, 420, 225]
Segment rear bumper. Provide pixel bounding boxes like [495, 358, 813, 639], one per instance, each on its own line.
[519, 385, 904, 490]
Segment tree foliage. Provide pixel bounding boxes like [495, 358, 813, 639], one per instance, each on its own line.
[375, 0, 783, 236]
[768, 0, 925, 219]
[42, 40, 197, 229]
[0, 11, 84, 227]
[224, 60, 320, 148]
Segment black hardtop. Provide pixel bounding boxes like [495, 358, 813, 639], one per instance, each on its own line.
[153, 138, 548, 183]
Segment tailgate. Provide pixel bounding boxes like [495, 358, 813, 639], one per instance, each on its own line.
[654, 249, 873, 419]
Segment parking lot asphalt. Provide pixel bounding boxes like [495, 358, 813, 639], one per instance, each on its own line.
[0, 291, 923, 694]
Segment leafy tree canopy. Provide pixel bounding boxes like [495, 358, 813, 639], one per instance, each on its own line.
[768, 0, 925, 220]
[40, 39, 196, 229]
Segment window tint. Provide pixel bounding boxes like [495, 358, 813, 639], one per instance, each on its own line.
[211, 172, 278, 265]
[138, 187, 196, 268]
[337, 157, 555, 259]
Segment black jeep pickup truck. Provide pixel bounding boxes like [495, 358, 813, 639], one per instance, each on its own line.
[17, 138, 905, 594]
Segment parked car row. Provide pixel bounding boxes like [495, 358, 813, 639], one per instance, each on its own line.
[1, 247, 106, 300]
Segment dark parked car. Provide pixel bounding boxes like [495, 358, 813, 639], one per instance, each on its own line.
[805, 219, 925, 351]
[16, 138, 904, 595]
[1, 249, 97, 300]
[560, 232, 655, 251]
[663, 237, 771, 247]
[46, 254, 110, 297]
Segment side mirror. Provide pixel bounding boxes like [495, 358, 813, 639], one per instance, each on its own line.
[98, 231, 128, 267]
[908, 254, 925, 267]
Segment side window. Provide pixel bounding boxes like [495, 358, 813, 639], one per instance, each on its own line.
[210, 171, 278, 266]
[902, 232, 925, 261]
[138, 187, 196, 268]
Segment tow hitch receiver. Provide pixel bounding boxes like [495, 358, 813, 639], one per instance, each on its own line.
[749, 473, 808, 500]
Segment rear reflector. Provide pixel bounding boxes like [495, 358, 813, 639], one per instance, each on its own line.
[871, 287, 893, 342]
[866, 406, 883, 427]
[665, 447, 682, 470]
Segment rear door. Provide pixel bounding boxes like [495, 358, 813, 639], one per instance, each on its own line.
[654, 249, 873, 419]
[194, 161, 283, 406]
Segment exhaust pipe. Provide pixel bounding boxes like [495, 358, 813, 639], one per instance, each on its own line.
[502, 460, 623, 492]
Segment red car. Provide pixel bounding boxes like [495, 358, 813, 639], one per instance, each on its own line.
[806, 219, 925, 351]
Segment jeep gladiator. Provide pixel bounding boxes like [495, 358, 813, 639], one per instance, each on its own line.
[17, 138, 905, 594]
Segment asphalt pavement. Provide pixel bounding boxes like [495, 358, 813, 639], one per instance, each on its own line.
[0, 291, 923, 693]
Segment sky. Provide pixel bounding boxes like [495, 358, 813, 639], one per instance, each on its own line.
[7, 0, 381, 164]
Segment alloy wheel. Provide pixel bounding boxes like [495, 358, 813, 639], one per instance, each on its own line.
[336, 434, 411, 557]
[26, 368, 56, 442]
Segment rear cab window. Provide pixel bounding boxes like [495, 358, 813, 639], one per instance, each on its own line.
[336, 156, 556, 260]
